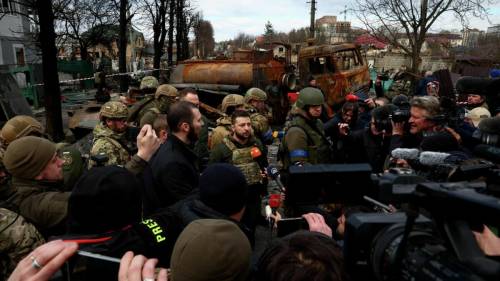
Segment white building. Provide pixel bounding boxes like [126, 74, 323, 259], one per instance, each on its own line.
[0, 0, 39, 65]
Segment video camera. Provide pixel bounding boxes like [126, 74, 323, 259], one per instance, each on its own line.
[286, 163, 500, 281]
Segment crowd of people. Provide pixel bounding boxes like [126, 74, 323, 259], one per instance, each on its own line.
[0, 70, 499, 281]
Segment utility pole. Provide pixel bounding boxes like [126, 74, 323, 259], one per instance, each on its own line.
[308, 0, 316, 38]
[341, 5, 348, 22]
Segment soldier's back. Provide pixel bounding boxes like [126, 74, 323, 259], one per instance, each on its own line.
[0, 208, 44, 279]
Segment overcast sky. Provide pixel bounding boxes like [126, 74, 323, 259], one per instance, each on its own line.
[191, 0, 500, 42]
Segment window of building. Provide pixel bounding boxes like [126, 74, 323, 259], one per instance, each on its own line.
[1, 0, 17, 14]
[13, 45, 25, 65]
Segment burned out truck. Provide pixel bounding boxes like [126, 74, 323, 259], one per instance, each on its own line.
[297, 43, 371, 116]
[170, 42, 371, 122]
[169, 47, 297, 123]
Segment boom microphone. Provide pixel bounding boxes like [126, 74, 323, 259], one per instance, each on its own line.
[391, 148, 420, 160]
[419, 151, 451, 166]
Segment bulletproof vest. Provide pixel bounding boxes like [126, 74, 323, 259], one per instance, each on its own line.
[281, 115, 331, 170]
[222, 137, 262, 186]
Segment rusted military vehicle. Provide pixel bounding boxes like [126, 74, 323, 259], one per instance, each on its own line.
[170, 46, 297, 124]
[298, 43, 371, 116]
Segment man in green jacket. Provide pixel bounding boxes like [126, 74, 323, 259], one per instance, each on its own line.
[2, 136, 69, 237]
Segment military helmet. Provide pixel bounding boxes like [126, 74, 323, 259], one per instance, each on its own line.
[155, 84, 178, 99]
[140, 76, 159, 90]
[221, 94, 245, 113]
[100, 101, 129, 119]
[296, 87, 324, 110]
[0, 115, 44, 146]
[244, 88, 267, 103]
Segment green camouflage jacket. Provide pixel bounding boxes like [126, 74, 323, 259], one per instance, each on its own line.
[0, 208, 44, 279]
[89, 123, 130, 168]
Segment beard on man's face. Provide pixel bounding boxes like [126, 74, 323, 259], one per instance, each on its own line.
[234, 130, 250, 141]
[187, 124, 199, 143]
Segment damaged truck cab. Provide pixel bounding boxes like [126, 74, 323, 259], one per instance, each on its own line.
[298, 43, 371, 115]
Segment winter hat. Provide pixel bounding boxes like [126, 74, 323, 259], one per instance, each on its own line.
[67, 166, 142, 234]
[170, 219, 251, 281]
[199, 163, 247, 216]
[3, 136, 56, 179]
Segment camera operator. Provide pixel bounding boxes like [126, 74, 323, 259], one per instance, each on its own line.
[338, 105, 395, 173]
[390, 96, 459, 151]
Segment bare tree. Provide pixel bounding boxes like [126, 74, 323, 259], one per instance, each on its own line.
[192, 13, 214, 58]
[232, 32, 255, 49]
[167, 0, 175, 66]
[56, 0, 117, 61]
[1, 0, 64, 140]
[137, 0, 169, 77]
[36, 0, 64, 141]
[354, 0, 492, 76]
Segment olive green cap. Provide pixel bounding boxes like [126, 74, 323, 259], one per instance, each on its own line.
[4, 136, 57, 179]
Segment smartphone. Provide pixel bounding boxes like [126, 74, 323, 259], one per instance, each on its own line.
[276, 217, 309, 237]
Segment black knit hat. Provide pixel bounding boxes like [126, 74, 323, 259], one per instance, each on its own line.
[67, 166, 142, 234]
[199, 163, 247, 216]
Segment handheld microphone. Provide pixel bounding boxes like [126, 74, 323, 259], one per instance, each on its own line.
[267, 166, 285, 192]
[267, 194, 281, 228]
[419, 151, 451, 166]
[391, 148, 420, 160]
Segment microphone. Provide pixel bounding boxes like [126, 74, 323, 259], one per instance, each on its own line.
[419, 151, 451, 166]
[391, 148, 420, 160]
[267, 166, 285, 192]
[251, 146, 267, 171]
[267, 194, 281, 228]
[474, 144, 500, 164]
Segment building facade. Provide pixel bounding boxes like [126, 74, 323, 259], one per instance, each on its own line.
[0, 0, 39, 66]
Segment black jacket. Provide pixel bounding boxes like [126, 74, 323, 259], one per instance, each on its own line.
[343, 128, 391, 173]
[151, 135, 199, 207]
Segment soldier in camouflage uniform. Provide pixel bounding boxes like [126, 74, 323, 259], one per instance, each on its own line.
[133, 84, 178, 128]
[244, 88, 273, 145]
[209, 110, 268, 235]
[140, 75, 159, 95]
[90, 101, 133, 168]
[0, 208, 44, 279]
[0, 115, 84, 191]
[280, 87, 332, 175]
[210, 94, 245, 150]
[90, 101, 160, 173]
